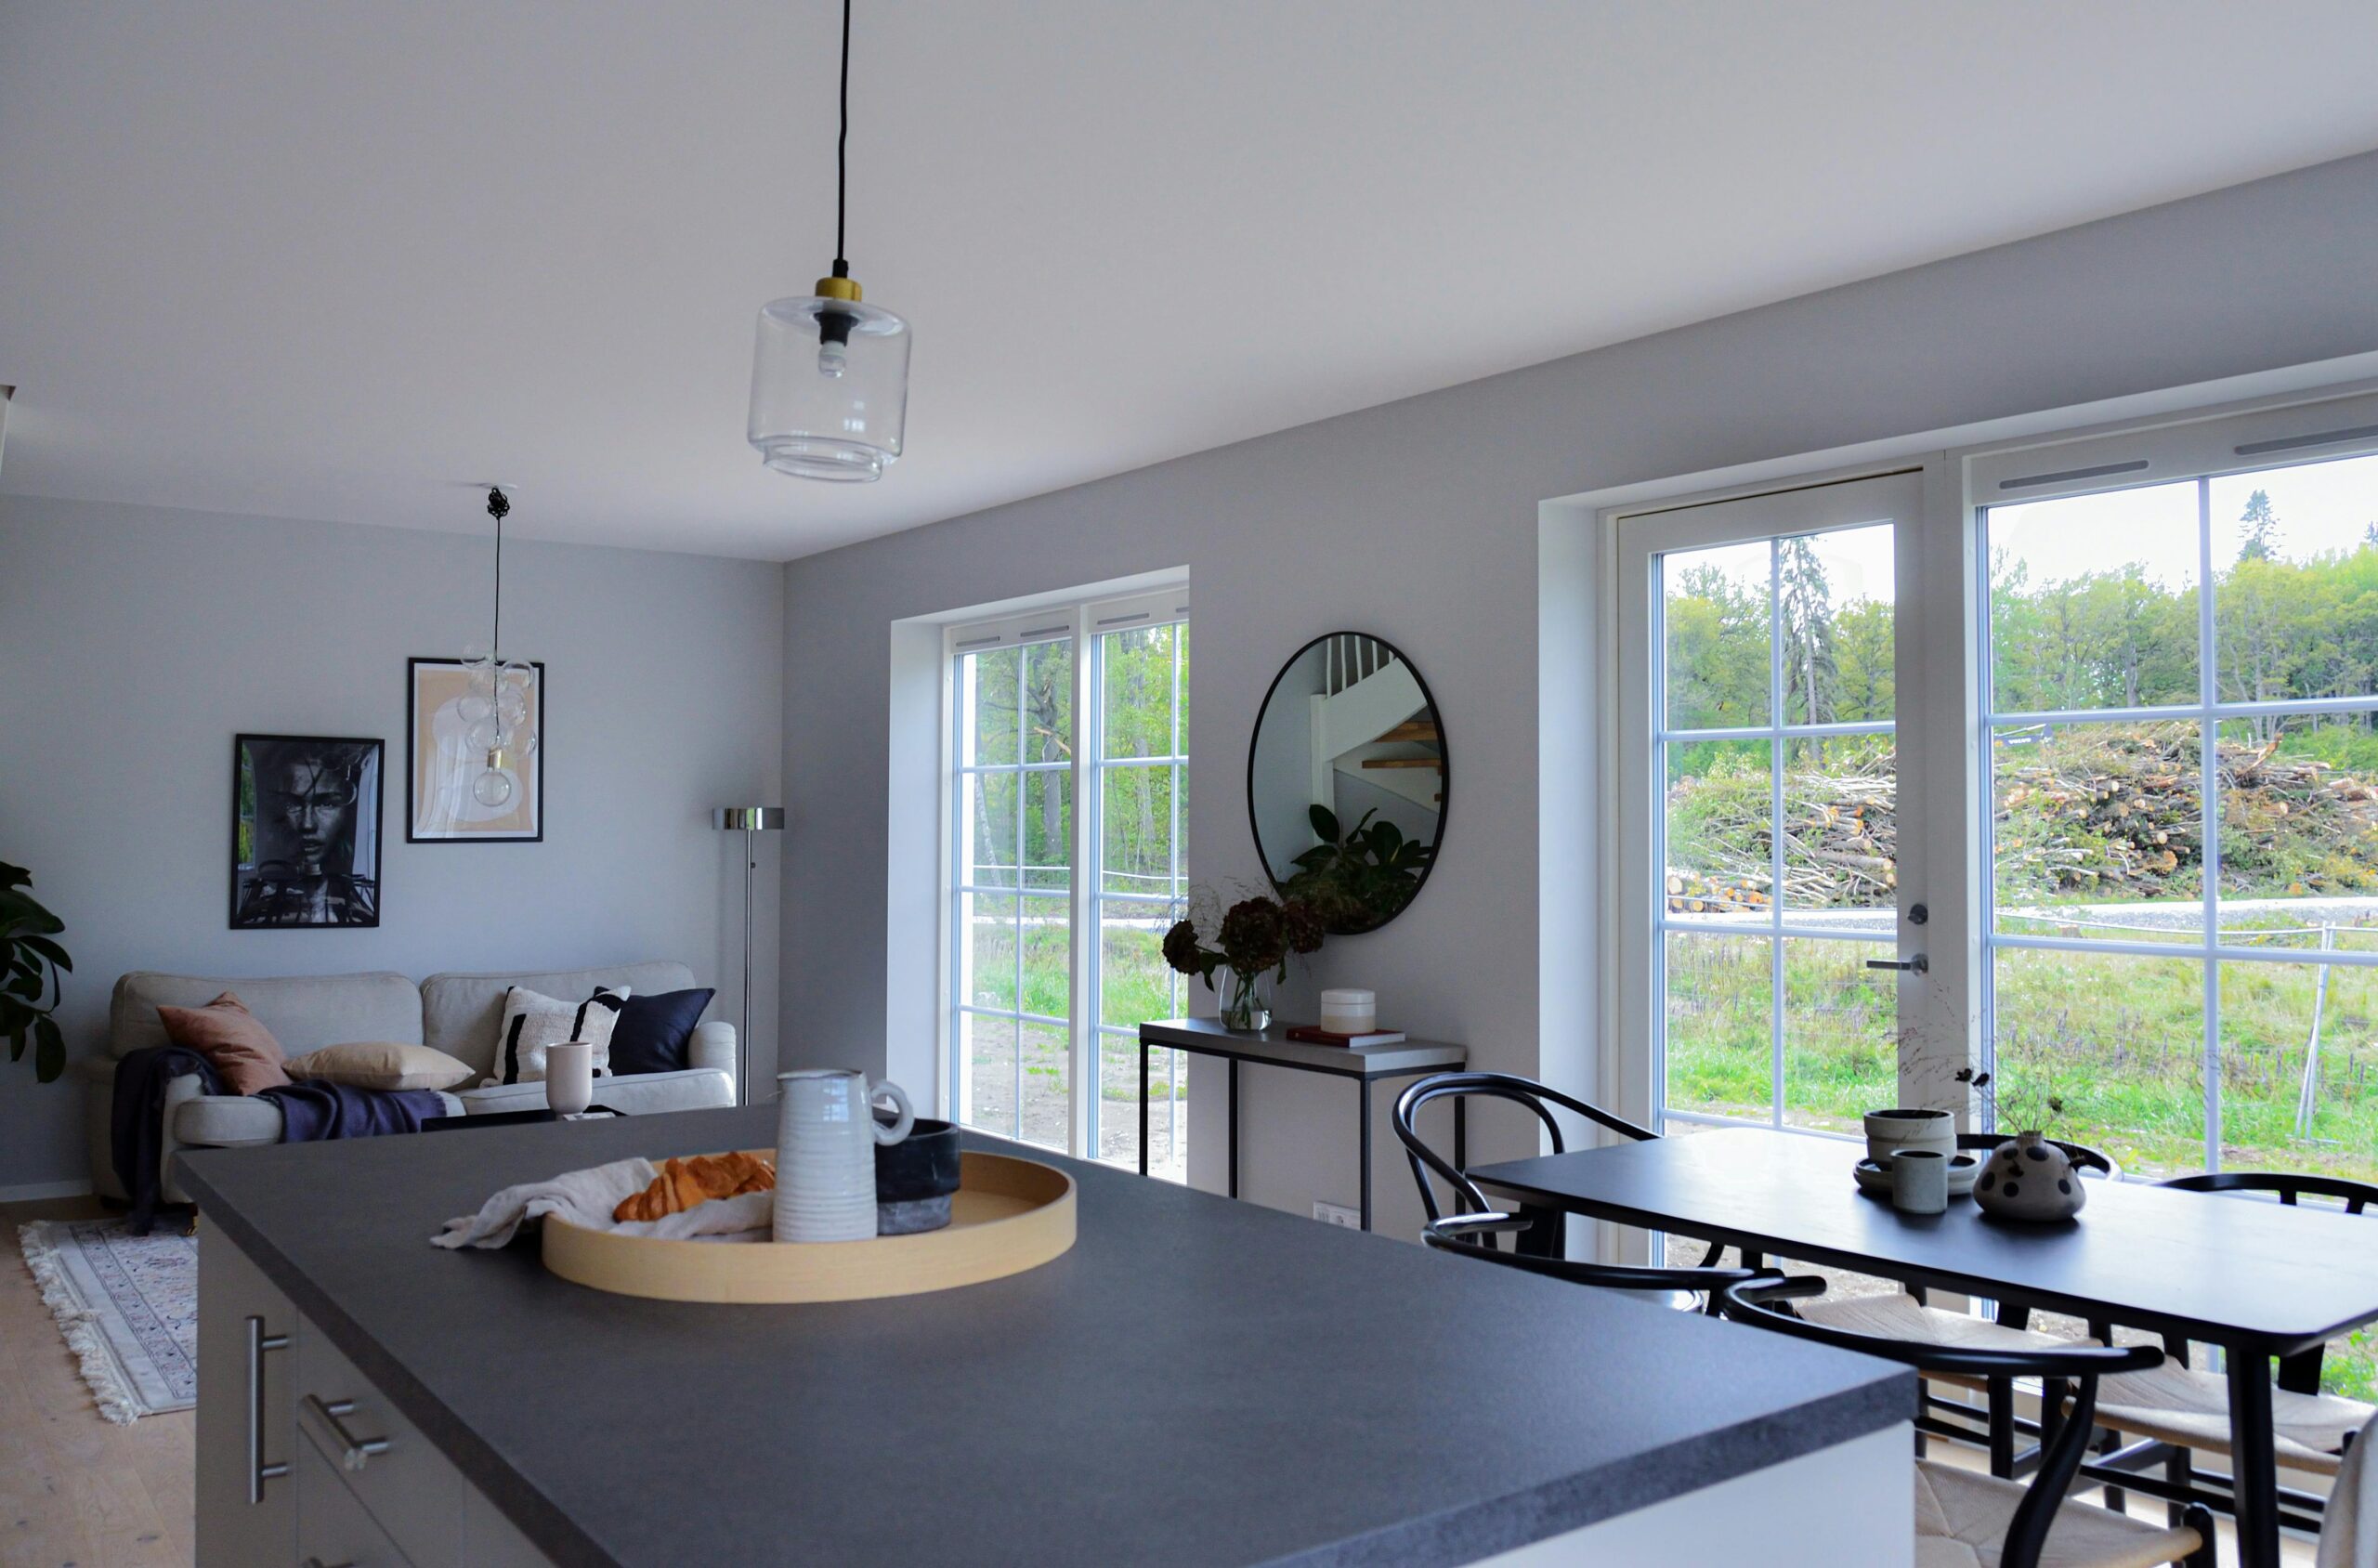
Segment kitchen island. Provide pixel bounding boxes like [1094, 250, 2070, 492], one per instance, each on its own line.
[182, 1104, 1913, 1566]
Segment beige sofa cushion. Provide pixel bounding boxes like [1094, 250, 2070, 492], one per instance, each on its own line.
[286, 1042, 478, 1092]
[156, 991, 292, 1093]
[111, 971, 422, 1059]
[421, 961, 695, 1077]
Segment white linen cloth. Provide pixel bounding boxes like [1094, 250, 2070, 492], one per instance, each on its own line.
[432, 1157, 771, 1248]
[2320, 1413, 2378, 1568]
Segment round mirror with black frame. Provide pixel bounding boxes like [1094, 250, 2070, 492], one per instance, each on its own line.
[1247, 632, 1446, 934]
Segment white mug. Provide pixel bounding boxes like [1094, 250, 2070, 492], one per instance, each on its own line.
[772, 1070, 913, 1243]
[545, 1041, 594, 1117]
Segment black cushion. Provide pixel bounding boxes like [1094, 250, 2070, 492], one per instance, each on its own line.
[607, 987, 716, 1076]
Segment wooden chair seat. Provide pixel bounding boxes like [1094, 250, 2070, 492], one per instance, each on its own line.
[1802, 1291, 2075, 1389]
[2090, 1363, 2371, 1476]
[1916, 1460, 2203, 1568]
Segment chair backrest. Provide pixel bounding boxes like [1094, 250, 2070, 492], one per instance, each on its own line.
[1426, 1214, 1776, 1314]
[2161, 1169, 2376, 1214]
[1719, 1277, 2164, 1568]
[1953, 1131, 2119, 1179]
[1392, 1071, 1656, 1225]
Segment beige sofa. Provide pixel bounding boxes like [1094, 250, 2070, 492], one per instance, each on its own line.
[84, 960, 737, 1202]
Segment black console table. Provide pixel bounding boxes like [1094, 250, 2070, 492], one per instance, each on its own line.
[1134, 1018, 1468, 1230]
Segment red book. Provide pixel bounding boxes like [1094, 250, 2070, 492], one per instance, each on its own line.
[1283, 1025, 1408, 1048]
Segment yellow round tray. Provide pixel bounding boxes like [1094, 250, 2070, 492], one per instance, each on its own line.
[542, 1150, 1076, 1303]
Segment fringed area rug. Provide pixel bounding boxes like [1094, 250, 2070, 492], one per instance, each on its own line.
[18, 1218, 198, 1422]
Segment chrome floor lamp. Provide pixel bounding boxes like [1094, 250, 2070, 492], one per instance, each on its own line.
[715, 806, 785, 1105]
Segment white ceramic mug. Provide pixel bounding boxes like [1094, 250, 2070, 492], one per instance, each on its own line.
[1890, 1148, 1949, 1216]
[772, 1070, 914, 1243]
[545, 1041, 594, 1117]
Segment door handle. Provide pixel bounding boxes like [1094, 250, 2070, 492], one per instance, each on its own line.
[1865, 954, 1929, 974]
[301, 1393, 391, 1471]
[246, 1315, 290, 1503]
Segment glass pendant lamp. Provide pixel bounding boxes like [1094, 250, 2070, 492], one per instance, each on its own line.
[459, 487, 537, 810]
[748, 0, 909, 482]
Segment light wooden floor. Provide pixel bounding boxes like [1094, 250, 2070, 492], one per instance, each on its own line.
[0, 1196, 192, 1568]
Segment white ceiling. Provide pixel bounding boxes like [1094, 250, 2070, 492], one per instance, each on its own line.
[5, 3, 2378, 562]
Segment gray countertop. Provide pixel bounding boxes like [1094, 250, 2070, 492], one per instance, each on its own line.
[180, 1106, 1908, 1568]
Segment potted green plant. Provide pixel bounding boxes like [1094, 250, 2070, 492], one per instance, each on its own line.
[2, 862, 72, 1083]
[1161, 890, 1326, 1031]
[1280, 805, 1432, 934]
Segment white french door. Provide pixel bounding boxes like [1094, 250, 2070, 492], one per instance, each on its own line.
[1614, 471, 1936, 1140]
[945, 586, 1192, 1174]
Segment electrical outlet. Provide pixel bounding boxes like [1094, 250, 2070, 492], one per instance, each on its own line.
[1313, 1201, 1361, 1230]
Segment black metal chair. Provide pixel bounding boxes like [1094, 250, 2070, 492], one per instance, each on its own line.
[1720, 1276, 2215, 1568]
[1421, 1212, 1778, 1314]
[2082, 1171, 2378, 1535]
[1392, 1071, 1663, 1260]
[1793, 1130, 2123, 1479]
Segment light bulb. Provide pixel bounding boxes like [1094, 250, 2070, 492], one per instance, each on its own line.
[817, 340, 848, 378]
[472, 768, 514, 808]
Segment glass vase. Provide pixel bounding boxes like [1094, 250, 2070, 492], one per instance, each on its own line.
[1220, 970, 1271, 1032]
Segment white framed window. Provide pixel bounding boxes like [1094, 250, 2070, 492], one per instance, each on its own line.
[1614, 471, 1927, 1141]
[945, 586, 1192, 1174]
[1971, 390, 2378, 1176]
[1608, 385, 2378, 1187]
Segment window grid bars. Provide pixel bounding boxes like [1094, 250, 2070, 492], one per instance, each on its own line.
[1653, 530, 1897, 1135]
[1974, 473, 2378, 1171]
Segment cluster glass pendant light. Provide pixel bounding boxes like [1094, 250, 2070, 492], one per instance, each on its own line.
[459, 487, 538, 809]
[747, 0, 910, 482]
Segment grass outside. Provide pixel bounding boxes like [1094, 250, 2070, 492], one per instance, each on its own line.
[1666, 922, 2378, 1398]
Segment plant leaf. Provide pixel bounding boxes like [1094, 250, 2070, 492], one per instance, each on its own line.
[15, 934, 70, 973]
[1307, 804, 1340, 843]
[33, 1015, 64, 1083]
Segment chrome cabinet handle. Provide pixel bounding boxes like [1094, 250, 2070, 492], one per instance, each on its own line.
[301, 1392, 391, 1471]
[246, 1315, 291, 1504]
[303, 1559, 356, 1568]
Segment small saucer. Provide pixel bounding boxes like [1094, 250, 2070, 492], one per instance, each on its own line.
[1854, 1154, 1979, 1199]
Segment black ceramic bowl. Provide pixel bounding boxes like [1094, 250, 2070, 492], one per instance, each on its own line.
[873, 1117, 961, 1235]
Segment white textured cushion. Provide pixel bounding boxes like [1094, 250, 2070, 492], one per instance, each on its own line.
[420, 961, 696, 1073]
[170, 1092, 285, 1147]
[1914, 1458, 2202, 1568]
[490, 986, 629, 1086]
[287, 1041, 477, 1091]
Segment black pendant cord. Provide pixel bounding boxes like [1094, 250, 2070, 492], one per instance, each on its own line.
[833, 0, 851, 276]
[487, 486, 510, 661]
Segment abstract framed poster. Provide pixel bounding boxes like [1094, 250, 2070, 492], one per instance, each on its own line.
[406, 657, 545, 843]
[230, 734, 385, 928]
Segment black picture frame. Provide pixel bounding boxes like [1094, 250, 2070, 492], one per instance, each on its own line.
[405, 656, 546, 843]
[1246, 631, 1449, 935]
[230, 733, 385, 929]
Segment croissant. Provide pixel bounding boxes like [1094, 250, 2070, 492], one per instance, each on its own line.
[612, 1151, 776, 1223]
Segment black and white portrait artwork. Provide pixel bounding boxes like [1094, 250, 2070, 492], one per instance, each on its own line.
[230, 735, 384, 928]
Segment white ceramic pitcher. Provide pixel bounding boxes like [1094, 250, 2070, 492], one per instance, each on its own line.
[772, 1069, 914, 1242]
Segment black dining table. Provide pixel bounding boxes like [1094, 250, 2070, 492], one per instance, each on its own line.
[1468, 1126, 2378, 1568]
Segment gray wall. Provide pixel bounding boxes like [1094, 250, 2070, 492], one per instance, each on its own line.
[780, 150, 2378, 1241]
[0, 496, 785, 1192]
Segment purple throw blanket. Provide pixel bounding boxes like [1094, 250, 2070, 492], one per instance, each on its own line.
[112, 1046, 447, 1233]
